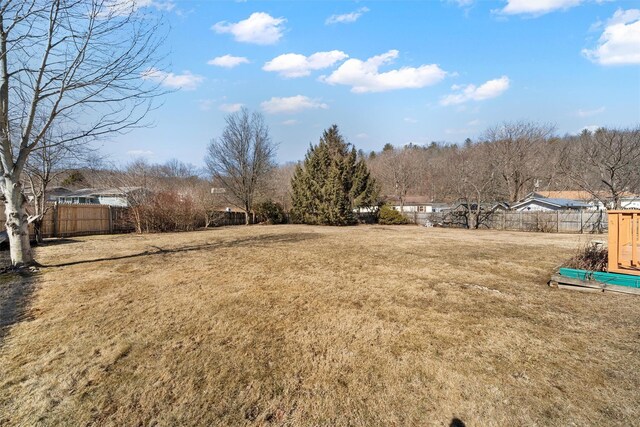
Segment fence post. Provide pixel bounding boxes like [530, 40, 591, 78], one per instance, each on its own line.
[557, 211, 560, 233]
[108, 206, 113, 234]
[580, 210, 584, 234]
[52, 202, 59, 238]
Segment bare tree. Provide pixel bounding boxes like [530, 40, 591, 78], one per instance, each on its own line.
[265, 162, 297, 212]
[561, 127, 640, 209]
[484, 121, 555, 202]
[205, 108, 277, 225]
[23, 130, 91, 243]
[449, 143, 498, 229]
[369, 145, 424, 210]
[0, 0, 166, 265]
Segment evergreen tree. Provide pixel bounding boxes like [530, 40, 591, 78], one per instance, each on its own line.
[291, 125, 379, 225]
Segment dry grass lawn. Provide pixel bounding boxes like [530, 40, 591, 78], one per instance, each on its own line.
[0, 225, 639, 426]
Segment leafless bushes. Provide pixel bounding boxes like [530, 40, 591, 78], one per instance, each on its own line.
[130, 191, 204, 233]
[564, 242, 608, 271]
[96, 159, 220, 233]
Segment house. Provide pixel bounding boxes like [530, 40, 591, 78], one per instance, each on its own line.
[510, 192, 591, 212]
[45, 186, 74, 201]
[536, 190, 640, 210]
[620, 197, 640, 209]
[55, 187, 143, 207]
[447, 201, 502, 214]
[23, 186, 73, 203]
[386, 196, 450, 213]
[491, 202, 511, 211]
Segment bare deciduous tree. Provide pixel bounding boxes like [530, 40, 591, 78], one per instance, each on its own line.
[0, 0, 166, 265]
[449, 144, 499, 229]
[561, 127, 640, 209]
[265, 162, 297, 212]
[484, 121, 555, 202]
[23, 126, 97, 243]
[369, 145, 424, 210]
[205, 108, 277, 225]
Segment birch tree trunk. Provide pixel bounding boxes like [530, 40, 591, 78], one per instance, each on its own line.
[2, 178, 32, 265]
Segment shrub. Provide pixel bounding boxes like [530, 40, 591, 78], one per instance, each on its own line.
[378, 204, 409, 225]
[564, 242, 608, 271]
[129, 190, 205, 233]
[255, 200, 287, 224]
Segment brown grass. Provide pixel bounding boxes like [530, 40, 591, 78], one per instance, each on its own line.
[0, 225, 639, 426]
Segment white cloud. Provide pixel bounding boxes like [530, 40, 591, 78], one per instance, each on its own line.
[141, 68, 203, 90]
[152, 1, 175, 12]
[497, 0, 583, 15]
[404, 117, 418, 123]
[577, 106, 606, 117]
[356, 133, 369, 139]
[440, 76, 510, 105]
[320, 50, 447, 93]
[207, 54, 250, 68]
[467, 119, 482, 126]
[212, 12, 286, 45]
[583, 9, 640, 65]
[281, 119, 298, 126]
[219, 103, 244, 113]
[261, 95, 328, 114]
[263, 51, 348, 78]
[325, 7, 369, 25]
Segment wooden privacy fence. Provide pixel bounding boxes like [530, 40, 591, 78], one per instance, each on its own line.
[208, 211, 248, 227]
[608, 210, 640, 276]
[410, 210, 608, 234]
[0, 203, 132, 238]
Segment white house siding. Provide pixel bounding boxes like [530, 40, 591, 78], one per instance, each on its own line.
[621, 199, 640, 209]
[514, 201, 558, 212]
[393, 205, 434, 213]
[97, 195, 128, 207]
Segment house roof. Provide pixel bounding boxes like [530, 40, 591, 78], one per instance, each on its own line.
[47, 186, 73, 196]
[511, 195, 591, 210]
[57, 187, 143, 198]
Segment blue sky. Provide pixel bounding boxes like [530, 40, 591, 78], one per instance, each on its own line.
[109, 0, 640, 166]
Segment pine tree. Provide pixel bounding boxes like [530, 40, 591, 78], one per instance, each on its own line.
[291, 125, 379, 225]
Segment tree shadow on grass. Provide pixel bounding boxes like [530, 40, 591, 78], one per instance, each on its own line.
[39, 238, 80, 247]
[42, 232, 322, 268]
[0, 272, 37, 347]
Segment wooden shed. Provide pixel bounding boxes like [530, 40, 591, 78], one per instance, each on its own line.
[608, 210, 640, 276]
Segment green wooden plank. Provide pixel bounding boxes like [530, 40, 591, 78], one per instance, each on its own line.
[559, 268, 640, 288]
